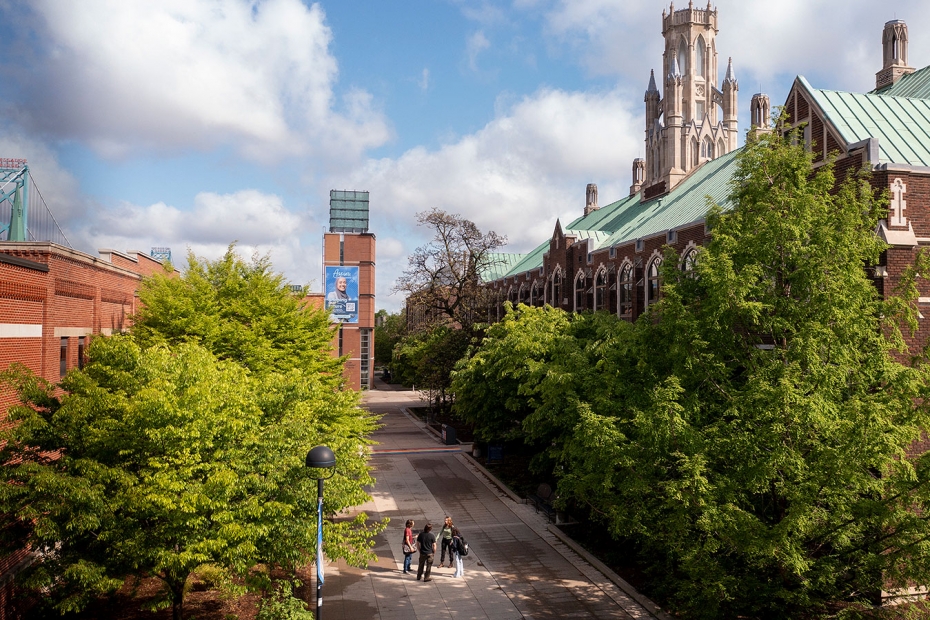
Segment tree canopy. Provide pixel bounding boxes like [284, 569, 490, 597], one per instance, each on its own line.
[453, 130, 930, 617]
[393, 208, 506, 329]
[0, 248, 382, 619]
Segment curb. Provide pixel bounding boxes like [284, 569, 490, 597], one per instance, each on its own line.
[463, 451, 673, 620]
[547, 525, 675, 620]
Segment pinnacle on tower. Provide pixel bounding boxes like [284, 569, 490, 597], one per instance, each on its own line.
[646, 69, 659, 95]
[724, 57, 737, 84]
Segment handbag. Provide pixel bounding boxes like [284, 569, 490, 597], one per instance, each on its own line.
[403, 541, 414, 554]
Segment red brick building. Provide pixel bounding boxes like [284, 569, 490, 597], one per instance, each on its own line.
[0, 243, 172, 414]
[0, 242, 173, 613]
[487, 12, 930, 359]
[306, 190, 376, 391]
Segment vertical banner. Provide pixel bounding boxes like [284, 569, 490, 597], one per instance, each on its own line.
[317, 499, 325, 585]
[325, 266, 359, 323]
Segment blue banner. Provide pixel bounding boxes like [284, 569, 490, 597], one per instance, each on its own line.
[325, 266, 359, 324]
[317, 500, 324, 585]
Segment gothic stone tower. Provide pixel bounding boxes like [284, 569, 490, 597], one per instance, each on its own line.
[643, 1, 738, 196]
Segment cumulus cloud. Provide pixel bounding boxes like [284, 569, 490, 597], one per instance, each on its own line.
[537, 0, 930, 94]
[7, 0, 390, 163]
[71, 189, 318, 285]
[90, 190, 302, 245]
[331, 87, 642, 307]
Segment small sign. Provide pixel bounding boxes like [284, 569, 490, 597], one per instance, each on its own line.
[488, 444, 503, 462]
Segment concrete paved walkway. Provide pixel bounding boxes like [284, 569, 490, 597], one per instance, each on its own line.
[318, 385, 665, 620]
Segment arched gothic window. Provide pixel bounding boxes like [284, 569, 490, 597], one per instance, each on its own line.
[717, 138, 725, 158]
[681, 247, 699, 274]
[531, 280, 542, 307]
[702, 137, 714, 159]
[552, 270, 562, 307]
[594, 268, 608, 311]
[618, 263, 634, 318]
[574, 272, 586, 312]
[646, 257, 663, 307]
[691, 137, 699, 167]
[696, 36, 705, 78]
[677, 37, 688, 74]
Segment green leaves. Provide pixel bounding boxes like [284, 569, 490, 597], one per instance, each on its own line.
[1, 248, 384, 618]
[453, 131, 930, 617]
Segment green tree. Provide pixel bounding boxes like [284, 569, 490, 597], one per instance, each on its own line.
[374, 308, 405, 367]
[393, 323, 472, 411]
[132, 247, 340, 381]
[452, 303, 572, 443]
[551, 130, 930, 617]
[1, 249, 383, 619]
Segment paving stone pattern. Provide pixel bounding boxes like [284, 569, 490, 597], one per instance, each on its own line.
[319, 386, 658, 620]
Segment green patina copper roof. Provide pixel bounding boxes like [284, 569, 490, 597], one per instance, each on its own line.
[568, 150, 738, 253]
[490, 68, 930, 283]
[482, 252, 526, 281]
[563, 229, 610, 243]
[801, 75, 930, 166]
[872, 65, 930, 99]
[503, 240, 549, 276]
[493, 151, 739, 281]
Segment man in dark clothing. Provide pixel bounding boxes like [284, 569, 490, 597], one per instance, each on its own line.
[415, 523, 437, 581]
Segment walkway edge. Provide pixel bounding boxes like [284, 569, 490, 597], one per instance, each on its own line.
[464, 452, 674, 620]
[546, 525, 675, 620]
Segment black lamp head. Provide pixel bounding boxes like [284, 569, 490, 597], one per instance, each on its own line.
[306, 445, 336, 469]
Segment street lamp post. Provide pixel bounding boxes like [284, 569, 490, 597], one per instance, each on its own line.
[306, 445, 336, 620]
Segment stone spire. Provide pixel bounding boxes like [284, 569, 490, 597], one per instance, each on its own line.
[645, 70, 661, 129]
[584, 183, 599, 216]
[723, 57, 736, 84]
[647, 69, 659, 94]
[876, 20, 914, 89]
[668, 56, 681, 80]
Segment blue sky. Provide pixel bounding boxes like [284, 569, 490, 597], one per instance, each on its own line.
[1, 0, 929, 311]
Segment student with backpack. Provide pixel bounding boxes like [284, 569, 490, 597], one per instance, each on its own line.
[450, 526, 467, 578]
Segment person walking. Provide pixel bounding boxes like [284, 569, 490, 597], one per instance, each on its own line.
[438, 516, 454, 568]
[451, 526, 465, 578]
[415, 522, 437, 582]
[402, 519, 416, 574]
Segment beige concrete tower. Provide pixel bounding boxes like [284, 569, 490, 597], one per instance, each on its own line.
[585, 183, 599, 216]
[750, 93, 772, 134]
[642, 1, 738, 197]
[876, 20, 914, 90]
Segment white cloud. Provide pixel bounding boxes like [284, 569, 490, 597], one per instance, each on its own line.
[466, 31, 492, 72]
[12, 0, 390, 163]
[332, 87, 642, 309]
[418, 68, 430, 92]
[77, 189, 320, 285]
[537, 0, 930, 95]
[91, 190, 303, 246]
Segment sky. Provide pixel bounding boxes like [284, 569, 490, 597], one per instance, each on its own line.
[0, 0, 928, 312]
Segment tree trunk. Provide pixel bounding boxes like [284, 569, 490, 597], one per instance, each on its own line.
[171, 580, 185, 620]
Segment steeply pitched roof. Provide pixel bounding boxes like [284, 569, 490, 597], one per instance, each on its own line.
[872, 65, 930, 99]
[800, 75, 930, 166]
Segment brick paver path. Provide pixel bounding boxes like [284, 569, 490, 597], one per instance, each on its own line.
[319, 385, 659, 620]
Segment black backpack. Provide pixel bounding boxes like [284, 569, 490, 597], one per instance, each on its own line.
[456, 534, 469, 556]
